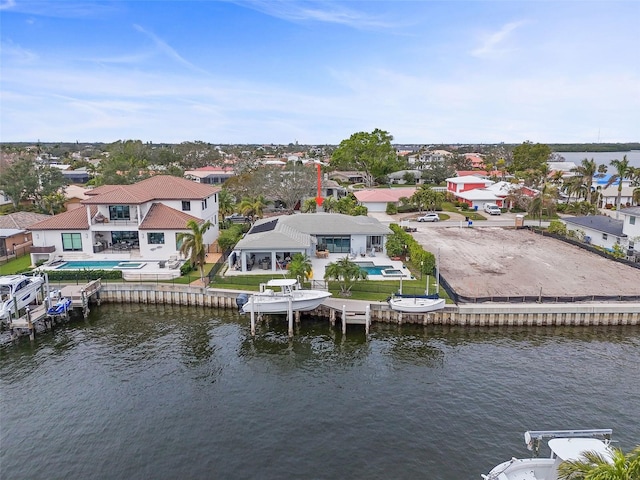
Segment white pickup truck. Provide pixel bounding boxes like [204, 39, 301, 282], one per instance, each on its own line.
[483, 204, 501, 215]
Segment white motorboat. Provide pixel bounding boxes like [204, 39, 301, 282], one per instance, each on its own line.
[240, 279, 332, 314]
[482, 429, 614, 480]
[388, 294, 445, 313]
[0, 274, 45, 322]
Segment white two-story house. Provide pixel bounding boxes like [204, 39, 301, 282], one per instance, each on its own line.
[28, 175, 220, 265]
[619, 206, 640, 258]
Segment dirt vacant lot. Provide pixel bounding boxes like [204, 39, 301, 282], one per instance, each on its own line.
[413, 227, 640, 297]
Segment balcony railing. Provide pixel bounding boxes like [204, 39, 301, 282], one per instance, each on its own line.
[30, 245, 56, 253]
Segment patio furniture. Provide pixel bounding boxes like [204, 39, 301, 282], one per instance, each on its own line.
[167, 255, 180, 269]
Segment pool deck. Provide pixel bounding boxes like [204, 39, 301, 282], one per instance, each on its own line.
[40, 258, 183, 280]
[223, 252, 413, 281]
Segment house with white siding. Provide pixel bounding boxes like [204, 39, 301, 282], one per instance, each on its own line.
[229, 213, 392, 273]
[28, 175, 220, 266]
[563, 215, 625, 251]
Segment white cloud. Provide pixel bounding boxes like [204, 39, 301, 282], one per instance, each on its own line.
[471, 21, 526, 58]
[0, 0, 119, 17]
[234, 0, 404, 30]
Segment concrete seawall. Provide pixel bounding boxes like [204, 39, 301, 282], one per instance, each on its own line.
[99, 284, 640, 327]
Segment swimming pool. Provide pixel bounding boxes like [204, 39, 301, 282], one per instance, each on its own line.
[56, 261, 146, 270]
[355, 262, 395, 275]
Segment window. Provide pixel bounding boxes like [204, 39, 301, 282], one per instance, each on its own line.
[62, 233, 82, 251]
[147, 232, 165, 245]
[631, 216, 636, 225]
[182, 201, 191, 211]
[109, 205, 130, 220]
[202, 198, 208, 210]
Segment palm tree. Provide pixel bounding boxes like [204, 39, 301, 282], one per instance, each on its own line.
[571, 158, 597, 203]
[557, 445, 640, 480]
[324, 257, 367, 296]
[528, 183, 556, 226]
[177, 219, 212, 285]
[411, 185, 445, 212]
[628, 166, 640, 206]
[301, 198, 317, 213]
[322, 195, 337, 213]
[287, 253, 313, 283]
[607, 155, 631, 219]
[217, 189, 236, 222]
[238, 195, 271, 222]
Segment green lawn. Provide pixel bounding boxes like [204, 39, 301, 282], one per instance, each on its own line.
[441, 202, 486, 220]
[0, 255, 32, 275]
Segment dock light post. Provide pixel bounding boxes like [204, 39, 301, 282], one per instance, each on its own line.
[420, 261, 423, 281]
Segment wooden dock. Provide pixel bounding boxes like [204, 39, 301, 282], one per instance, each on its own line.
[5, 279, 102, 341]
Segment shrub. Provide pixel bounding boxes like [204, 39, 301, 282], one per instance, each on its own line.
[180, 262, 195, 275]
[45, 269, 123, 281]
[385, 202, 398, 215]
[547, 220, 567, 236]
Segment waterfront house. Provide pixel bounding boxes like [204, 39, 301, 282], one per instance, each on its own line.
[28, 175, 220, 265]
[229, 213, 392, 273]
[562, 215, 625, 251]
[619, 206, 640, 258]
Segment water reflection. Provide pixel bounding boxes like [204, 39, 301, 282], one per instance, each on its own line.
[1, 304, 639, 480]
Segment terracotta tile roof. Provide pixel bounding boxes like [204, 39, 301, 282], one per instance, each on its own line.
[27, 206, 97, 230]
[82, 175, 220, 205]
[0, 212, 51, 229]
[138, 203, 203, 230]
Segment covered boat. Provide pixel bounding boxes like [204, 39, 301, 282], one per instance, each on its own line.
[241, 279, 331, 314]
[482, 429, 614, 480]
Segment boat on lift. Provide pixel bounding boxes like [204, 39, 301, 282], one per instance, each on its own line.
[0, 274, 45, 323]
[482, 429, 614, 480]
[240, 279, 331, 314]
[388, 293, 445, 313]
[47, 294, 72, 316]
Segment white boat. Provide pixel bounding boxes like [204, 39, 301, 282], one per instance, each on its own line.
[240, 279, 332, 314]
[482, 429, 614, 480]
[388, 294, 445, 313]
[0, 274, 45, 322]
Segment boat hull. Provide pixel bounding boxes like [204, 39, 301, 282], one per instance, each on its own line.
[388, 297, 445, 313]
[484, 458, 554, 480]
[241, 291, 331, 314]
[0, 275, 45, 321]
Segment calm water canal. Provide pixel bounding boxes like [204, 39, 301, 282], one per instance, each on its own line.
[1, 304, 639, 479]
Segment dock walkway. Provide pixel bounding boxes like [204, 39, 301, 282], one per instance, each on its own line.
[5, 279, 102, 341]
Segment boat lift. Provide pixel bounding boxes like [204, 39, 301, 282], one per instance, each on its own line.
[524, 429, 613, 456]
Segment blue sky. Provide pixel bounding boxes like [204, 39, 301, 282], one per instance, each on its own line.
[1, 0, 639, 144]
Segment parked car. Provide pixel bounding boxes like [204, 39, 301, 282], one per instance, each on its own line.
[417, 213, 440, 222]
[227, 213, 250, 223]
[483, 204, 501, 215]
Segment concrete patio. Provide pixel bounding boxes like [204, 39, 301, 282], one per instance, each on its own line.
[222, 251, 413, 281]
